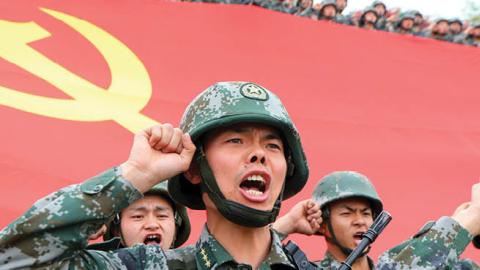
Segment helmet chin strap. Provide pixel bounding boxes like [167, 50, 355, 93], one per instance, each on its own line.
[197, 152, 284, 228]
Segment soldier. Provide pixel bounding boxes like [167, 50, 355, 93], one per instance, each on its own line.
[311, 171, 480, 270]
[357, 7, 379, 30]
[410, 10, 427, 37]
[318, 0, 338, 22]
[461, 23, 480, 47]
[389, 12, 416, 35]
[312, 171, 381, 269]
[87, 181, 191, 251]
[0, 81, 314, 269]
[295, 0, 318, 20]
[371, 1, 387, 30]
[449, 18, 466, 43]
[426, 18, 453, 42]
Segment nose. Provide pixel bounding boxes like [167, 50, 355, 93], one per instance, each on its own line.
[144, 216, 160, 230]
[352, 214, 368, 227]
[248, 144, 266, 164]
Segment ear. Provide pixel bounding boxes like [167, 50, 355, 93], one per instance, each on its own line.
[184, 161, 202, 184]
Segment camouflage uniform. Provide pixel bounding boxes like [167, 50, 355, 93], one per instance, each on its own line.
[377, 218, 479, 270]
[315, 252, 375, 270]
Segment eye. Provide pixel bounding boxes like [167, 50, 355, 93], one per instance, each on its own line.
[226, 138, 242, 144]
[363, 211, 372, 217]
[131, 215, 143, 220]
[266, 143, 282, 151]
[340, 212, 350, 216]
[157, 214, 170, 219]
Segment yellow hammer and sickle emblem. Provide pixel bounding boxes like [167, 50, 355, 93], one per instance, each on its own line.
[0, 8, 158, 133]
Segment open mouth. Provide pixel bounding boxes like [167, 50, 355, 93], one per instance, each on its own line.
[353, 232, 365, 245]
[239, 174, 269, 202]
[143, 234, 162, 245]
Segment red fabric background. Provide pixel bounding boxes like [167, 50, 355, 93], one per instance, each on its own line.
[1, 0, 479, 260]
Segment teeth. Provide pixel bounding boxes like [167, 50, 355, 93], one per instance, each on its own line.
[246, 189, 263, 197]
[247, 175, 265, 182]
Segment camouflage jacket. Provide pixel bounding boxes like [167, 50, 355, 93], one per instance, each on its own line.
[376, 218, 479, 270]
[0, 168, 307, 269]
[314, 251, 375, 270]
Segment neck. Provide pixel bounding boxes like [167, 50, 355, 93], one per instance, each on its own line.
[326, 244, 371, 270]
[206, 208, 272, 269]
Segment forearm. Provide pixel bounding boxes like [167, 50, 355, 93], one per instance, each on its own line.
[376, 217, 472, 270]
[0, 167, 143, 269]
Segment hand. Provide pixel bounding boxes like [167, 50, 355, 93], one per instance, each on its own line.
[121, 124, 196, 193]
[272, 199, 322, 236]
[452, 182, 480, 236]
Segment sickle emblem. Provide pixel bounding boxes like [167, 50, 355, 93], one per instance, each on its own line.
[0, 8, 158, 133]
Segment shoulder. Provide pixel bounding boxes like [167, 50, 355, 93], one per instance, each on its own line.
[165, 245, 198, 270]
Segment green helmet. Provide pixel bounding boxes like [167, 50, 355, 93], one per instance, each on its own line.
[312, 171, 383, 218]
[320, 0, 337, 10]
[169, 81, 309, 227]
[105, 181, 191, 248]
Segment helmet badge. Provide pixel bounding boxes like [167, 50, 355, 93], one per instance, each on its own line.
[240, 83, 269, 101]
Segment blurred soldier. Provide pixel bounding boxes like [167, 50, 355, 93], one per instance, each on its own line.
[462, 23, 480, 47]
[87, 181, 191, 251]
[389, 12, 416, 35]
[449, 18, 466, 43]
[427, 18, 453, 42]
[312, 171, 382, 269]
[0, 81, 316, 269]
[372, 1, 388, 30]
[334, 0, 353, 25]
[295, 0, 318, 20]
[318, 0, 338, 22]
[410, 10, 427, 36]
[358, 7, 379, 30]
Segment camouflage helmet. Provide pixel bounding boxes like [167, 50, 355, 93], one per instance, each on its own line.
[434, 18, 449, 25]
[372, 1, 385, 8]
[449, 18, 463, 26]
[320, 0, 337, 9]
[312, 171, 383, 217]
[169, 81, 308, 210]
[105, 181, 191, 248]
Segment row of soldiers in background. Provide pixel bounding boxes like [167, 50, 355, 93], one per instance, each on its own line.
[179, 0, 480, 47]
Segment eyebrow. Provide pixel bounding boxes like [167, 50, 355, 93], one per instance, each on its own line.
[340, 206, 371, 212]
[228, 127, 282, 141]
[127, 206, 171, 212]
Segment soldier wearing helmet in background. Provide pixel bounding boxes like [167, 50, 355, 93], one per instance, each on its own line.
[371, 1, 387, 30]
[449, 18, 464, 38]
[357, 7, 379, 30]
[389, 12, 416, 35]
[312, 171, 381, 270]
[318, 0, 338, 22]
[426, 18, 453, 42]
[87, 181, 191, 251]
[461, 23, 480, 46]
[0, 81, 317, 269]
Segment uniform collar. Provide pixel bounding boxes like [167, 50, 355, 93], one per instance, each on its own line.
[195, 225, 295, 270]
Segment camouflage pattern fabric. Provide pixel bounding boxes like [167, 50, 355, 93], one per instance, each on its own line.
[376, 217, 479, 270]
[167, 225, 297, 270]
[314, 251, 375, 270]
[0, 168, 307, 269]
[0, 167, 172, 269]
